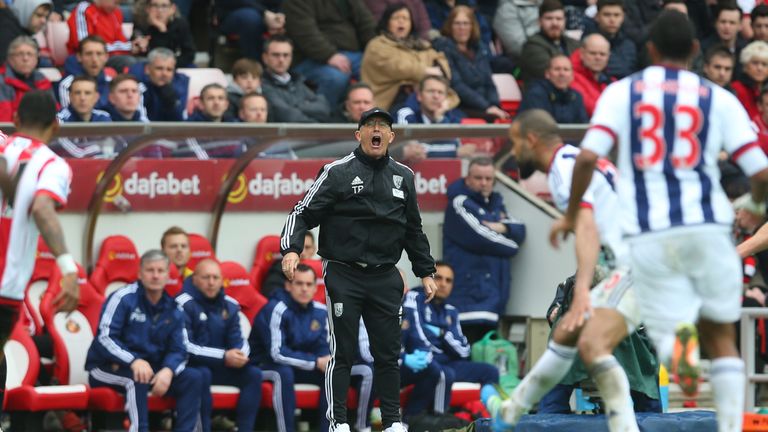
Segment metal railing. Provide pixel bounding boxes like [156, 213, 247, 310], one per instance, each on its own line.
[741, 307, 768, 410]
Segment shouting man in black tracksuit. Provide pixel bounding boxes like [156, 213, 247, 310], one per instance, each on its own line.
[281, 107, 437, 432]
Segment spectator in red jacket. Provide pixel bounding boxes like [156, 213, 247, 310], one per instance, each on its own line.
[732, 40, 768, 119]
[0, 36, 55, 121]
[570, 33, 611, 117]
[67, 0, 132, 57]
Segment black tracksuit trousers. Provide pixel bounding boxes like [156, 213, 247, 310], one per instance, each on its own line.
[323, 260, 403, 430]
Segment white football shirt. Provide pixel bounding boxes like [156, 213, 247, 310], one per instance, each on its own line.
[548, 144, 626, 262]
[582, 66, 768, 236]
[0, 134, 71, 302]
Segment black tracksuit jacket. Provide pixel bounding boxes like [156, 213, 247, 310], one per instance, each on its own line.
[280, 146, 435, 278]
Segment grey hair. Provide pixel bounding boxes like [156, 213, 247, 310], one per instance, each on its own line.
[8, 36, 38, 56]
[140, 249, 170, 268]
[515, 109, 561, 145]
[147, 47, 176, 64]
[740, 40, 768, 65]
[468, 156, 494, 170]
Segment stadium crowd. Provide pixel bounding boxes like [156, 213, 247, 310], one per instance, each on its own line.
[1, 0, 768, 152]
[5, 0, 768, 430]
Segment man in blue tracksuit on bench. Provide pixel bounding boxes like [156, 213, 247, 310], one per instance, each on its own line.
[402, 260, 499, 414]
[176, 258, 263, 432]
[249, 263, 331, 432]
[86, 249, 205, 432]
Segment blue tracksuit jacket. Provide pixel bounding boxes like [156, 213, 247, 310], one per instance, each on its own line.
[175, 278, 250, 367]
[56, 106, 112, 123]
[402, 287, 471, 364]
[85, 282, 188, 375]
[249, 296, 330, 369]
[443, 179, 526, 325]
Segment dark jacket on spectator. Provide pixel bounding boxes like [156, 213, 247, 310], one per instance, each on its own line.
[0, 64, 55, 122]
[520, 32, 579, 85]
[261, 72, 330, 122]
[425, 0, 492, 48]
[622, 0, 662, 46]
[0, 0, 50, 65]
[0, 0, 54, 64]
[433, 36, 499, 112]
[363, 0, 431, 40]
[284, 0, 376, 64]
[132, 17, 197, 68]
[56, 106, 112, 122]
[0, 10, 23, 65]
[215, 0, 281, 20]
[131, 63, 189, 121]
[519, 79, 588, 124]
[443, 178, 526, 325]
[603, 31, 637, 79]
[105, 103, 149, 122]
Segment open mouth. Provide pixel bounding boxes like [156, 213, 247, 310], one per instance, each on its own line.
[371, 135, 382, 148]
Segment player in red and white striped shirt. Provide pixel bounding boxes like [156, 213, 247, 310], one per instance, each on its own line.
[0, 91, 79, 367]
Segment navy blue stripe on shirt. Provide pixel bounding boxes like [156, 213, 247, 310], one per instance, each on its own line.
[695, 82, 715, 223]
[662, 68, 683, 226]
[630, 74, 651, 232]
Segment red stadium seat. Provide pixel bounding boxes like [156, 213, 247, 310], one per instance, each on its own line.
[39, 264, 104, 387]
[165, 264, 183, 297]
[250, 235, 280, 290]
[45, 22, 69, 67]
[492, 73, 522, 117]
[23, 238, 57, 335]
[3, 323, 90, 418]
[187, 233, 215, 273]
[220, 261, 267, 338]
[89, 235, 139, 296]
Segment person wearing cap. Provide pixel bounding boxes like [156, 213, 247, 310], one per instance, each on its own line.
[280, 107, 437, 432]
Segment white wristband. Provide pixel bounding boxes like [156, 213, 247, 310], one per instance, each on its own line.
[56, 253, 77, 274]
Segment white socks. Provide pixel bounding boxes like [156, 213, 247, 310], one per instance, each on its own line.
[590, 355, 639, 432]
[504, 341, 578, 423]
[710, 357, 745, 432]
